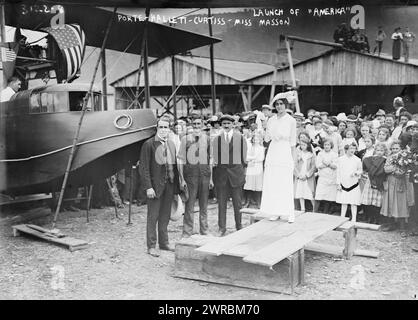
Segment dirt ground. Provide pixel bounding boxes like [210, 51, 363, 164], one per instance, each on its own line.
[1, 201, 418, 300]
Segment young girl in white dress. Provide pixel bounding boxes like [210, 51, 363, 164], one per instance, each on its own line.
[336, 142, 363, 221]
[314, 139, 338, 214]
[294, 139, 316, 213]
[244, 133, 265, 208]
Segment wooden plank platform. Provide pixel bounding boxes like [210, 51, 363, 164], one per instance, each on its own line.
[241, 209, 380, 260]
[242, 214, 348, 267]
[198, 213, 348, 266]
[195, 219, 279, 256]
[12, 224, 89, 251]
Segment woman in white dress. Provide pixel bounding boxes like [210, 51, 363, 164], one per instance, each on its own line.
[260, 94, 297, 223]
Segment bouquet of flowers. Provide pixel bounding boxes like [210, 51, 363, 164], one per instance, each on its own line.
[389, 149, 418, 176]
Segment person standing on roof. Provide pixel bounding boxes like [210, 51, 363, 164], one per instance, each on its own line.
[373, 26, 386, 56]
[403, 27, 416, 63]
[391, 27, 403, 61]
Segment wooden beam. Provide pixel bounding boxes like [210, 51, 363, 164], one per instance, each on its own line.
[153, 97, 163, 107]
[353, 222, 381, 231]
[343, 227, 357, 259]
[208, 7, 217, 114]
[286, 35, 344, 48]
[252, 86, 265, 102]
[101, 49, 108, 111]
[12, 224, 89, 251]
[285, 37, 300, 113]
[353, 249, 379, 259]
[171, 55, 177, 120]
[305, 242, 344, 257]
[239, 86, 248, 111]
[247, 85, 253, 110]
[143, 7, 151, 109]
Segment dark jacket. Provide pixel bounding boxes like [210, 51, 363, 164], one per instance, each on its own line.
[139, 136, 179, 198]
[212, 131, 247, 188]
[363, 156, 387, 191]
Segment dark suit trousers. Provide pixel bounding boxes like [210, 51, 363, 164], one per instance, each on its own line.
[216, 179, 242, 233]
[183, 175, 210, 236]
[146, 182, 174, 249]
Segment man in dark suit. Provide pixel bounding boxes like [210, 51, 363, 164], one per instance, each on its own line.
[139, 116, 179, 257]
[212, 114, 247, 236]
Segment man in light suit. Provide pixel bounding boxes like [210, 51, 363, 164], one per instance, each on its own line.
[212, 114, 247, 236]
[139, 116, 179, 257]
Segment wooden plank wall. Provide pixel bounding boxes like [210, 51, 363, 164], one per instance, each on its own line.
[112, 57, 238, 88]
[251, 50, 418, 86]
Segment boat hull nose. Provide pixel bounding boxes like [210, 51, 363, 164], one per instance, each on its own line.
[1, 109, 157, 195]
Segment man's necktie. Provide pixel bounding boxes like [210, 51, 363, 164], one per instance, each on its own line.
[164, 141, 174, 183]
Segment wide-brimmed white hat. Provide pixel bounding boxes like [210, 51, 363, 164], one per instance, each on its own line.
[336, 113, 347, 121]
[271, 90, 297, 105]
[405, 120, 418, 129]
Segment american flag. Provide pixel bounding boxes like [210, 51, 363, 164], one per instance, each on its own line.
[1, 46, 17, 62]
[43, 24, 85, 82]
[0, 42, 18, 79]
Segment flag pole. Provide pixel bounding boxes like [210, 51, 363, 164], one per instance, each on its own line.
[51, 7, 117, 228]
[0, 1, 6, 90]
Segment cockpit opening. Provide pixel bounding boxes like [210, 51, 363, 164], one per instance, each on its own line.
[29, 90, 102, 114]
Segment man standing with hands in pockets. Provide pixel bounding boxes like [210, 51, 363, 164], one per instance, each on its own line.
[139, 116, 179, 257]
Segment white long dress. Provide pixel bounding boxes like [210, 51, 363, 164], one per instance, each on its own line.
[315, 150, 338, 201]
[260, 113, 297, 217]
[244, 144, 265, 191]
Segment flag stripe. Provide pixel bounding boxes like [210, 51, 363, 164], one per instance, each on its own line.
[1, 47, 17, 61]
[42, 23, 86, 81]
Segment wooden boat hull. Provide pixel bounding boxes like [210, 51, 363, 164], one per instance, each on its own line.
[0, 109, 156, 195]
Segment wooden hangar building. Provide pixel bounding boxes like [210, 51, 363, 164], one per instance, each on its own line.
[111, 49, 418, 116]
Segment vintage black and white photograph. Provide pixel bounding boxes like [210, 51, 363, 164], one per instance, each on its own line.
[1, 0, 418, 302]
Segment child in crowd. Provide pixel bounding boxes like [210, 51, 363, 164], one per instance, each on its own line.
[381, 140, 415, 236]
[294, 139, 316, 213]
[337, 121, 348, 137]
[322, 119, 343, 155]
[357, 123, 372, 152]
[341, 128, 358, 150]
[336, 142, 363, 221]
[371, 126, 380, 140]
[360, 142, 388, 224]
[314, 139, 338, 214]
[243, 133, 265, 208]
[309, 119, 326, 155]
[376, 127, 392, 149]
[356, 134, 375, 160]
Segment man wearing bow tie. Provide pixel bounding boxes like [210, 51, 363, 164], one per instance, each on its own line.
[178, 116, 213, 237]
[212, 114, 247, 236]
[139, 116, 179, 257]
